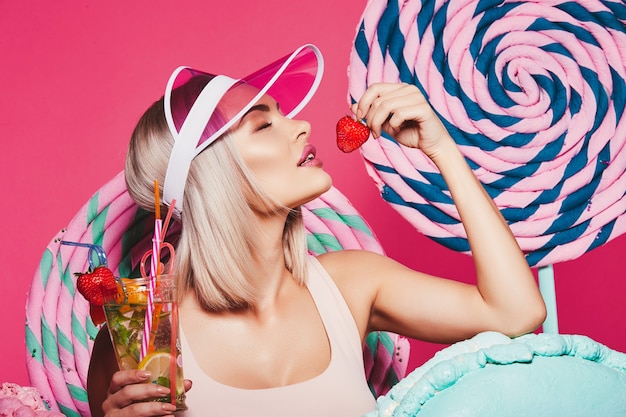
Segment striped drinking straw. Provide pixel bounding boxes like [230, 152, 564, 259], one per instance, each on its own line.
[141, 181, 162, 359]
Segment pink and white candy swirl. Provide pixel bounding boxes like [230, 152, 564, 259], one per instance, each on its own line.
[348, 0, 626, 266]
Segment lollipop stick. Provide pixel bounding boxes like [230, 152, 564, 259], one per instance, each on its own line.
[538, 264, 559, 334]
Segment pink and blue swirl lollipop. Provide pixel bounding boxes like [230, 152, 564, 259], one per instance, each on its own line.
[348, 0, 626, 268]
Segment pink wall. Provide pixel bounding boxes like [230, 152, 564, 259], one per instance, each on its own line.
[1, 1, 624, 386]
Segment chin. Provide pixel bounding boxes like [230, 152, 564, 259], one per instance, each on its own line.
[290, 178, 333, 207]
[316, 173, 333, 195]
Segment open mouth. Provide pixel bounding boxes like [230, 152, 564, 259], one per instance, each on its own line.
[298, 144, 317, 166]
[300, 152, 315, 165]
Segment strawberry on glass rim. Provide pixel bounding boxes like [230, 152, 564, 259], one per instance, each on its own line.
[75, 265, 118, 305]
[75, 265, 119, 324]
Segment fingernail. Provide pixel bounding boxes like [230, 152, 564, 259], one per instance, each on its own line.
[137, 371, 151, 379]
[156, 386, 170, 395]
[162, 403, 177, 412]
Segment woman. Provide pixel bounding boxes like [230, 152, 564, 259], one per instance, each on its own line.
[87, 44, 546, 417]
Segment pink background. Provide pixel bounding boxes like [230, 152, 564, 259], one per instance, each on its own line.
[1, 1, 624, 386]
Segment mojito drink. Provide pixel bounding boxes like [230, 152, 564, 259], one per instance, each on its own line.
[103, 275, 187, 411]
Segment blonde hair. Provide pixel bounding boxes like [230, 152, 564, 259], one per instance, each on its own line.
[125, 98, 307, 311]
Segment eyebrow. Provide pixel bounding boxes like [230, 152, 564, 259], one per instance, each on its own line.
[239, 103, 271, 125]
[238, 101, 281, 125]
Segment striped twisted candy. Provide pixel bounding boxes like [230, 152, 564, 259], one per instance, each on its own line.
[348, 0, 626, 267]
[25, 171, 408, 415]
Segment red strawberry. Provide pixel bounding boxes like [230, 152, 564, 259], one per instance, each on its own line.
[75, 266, 118, 306]
[336, 115, 370, 153]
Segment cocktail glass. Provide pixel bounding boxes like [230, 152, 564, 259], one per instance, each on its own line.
[103, 274, 187, 411]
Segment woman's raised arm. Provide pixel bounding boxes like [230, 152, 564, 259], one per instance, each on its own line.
[325, 83, 546, 344]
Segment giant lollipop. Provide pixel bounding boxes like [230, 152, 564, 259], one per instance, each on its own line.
[347, 0, 626, 268]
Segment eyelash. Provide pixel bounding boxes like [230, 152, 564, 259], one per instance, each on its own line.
[257, 122, 272, 131]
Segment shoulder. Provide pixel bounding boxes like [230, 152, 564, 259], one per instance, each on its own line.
[315, 250, 404, 306]
[317, 249, 374, 276]
[315, 249, 429, 308]
[313, 251, 381, 338]
[316, 249, 405, 283]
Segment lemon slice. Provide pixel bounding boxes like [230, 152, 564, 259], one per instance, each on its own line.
[137, 352, 172, 382]
[137, 352, 185, 394]
[138, 351, 184, 405]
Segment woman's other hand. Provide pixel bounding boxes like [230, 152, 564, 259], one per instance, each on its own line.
[88, 326, 192, 417]
[351, 83, 451, 159]
[101, 370, 190, 416]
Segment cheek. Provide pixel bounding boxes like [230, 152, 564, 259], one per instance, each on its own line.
[241, 146, 290, 177]
[243, 152, 279, 178]
[246, 155, 294, 197]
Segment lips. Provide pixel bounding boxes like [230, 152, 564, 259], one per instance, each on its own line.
[298, 144, 318, 166]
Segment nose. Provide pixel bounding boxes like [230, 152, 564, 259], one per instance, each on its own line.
[292, 118, 311, 143]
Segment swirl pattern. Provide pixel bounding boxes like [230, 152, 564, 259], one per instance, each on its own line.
[348, 0, 626, 266]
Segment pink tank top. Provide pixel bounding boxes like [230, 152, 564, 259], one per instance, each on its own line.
[179, 256, 377, 417]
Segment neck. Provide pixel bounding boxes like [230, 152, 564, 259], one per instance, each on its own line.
[249, 210, 294, 310]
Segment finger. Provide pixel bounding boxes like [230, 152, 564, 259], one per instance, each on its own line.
[105, 384, 170, 411]
[383, 101, 433, 134]
[103, 400, 178, 417]
[103, 384, 174, 416]
[183, 379, 193, 393]
[354, 83, 409, 120]
[365, 84, 430, 137]
[365, 88, 425, 137]
[109, 370, 152, 394]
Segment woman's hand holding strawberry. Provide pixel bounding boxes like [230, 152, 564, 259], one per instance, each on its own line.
[350, 83, 453, 161]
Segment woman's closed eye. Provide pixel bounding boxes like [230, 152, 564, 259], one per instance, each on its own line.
[257, 121, 273, 131]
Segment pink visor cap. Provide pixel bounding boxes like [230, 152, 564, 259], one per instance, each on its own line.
[162, 44, 324, 214]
